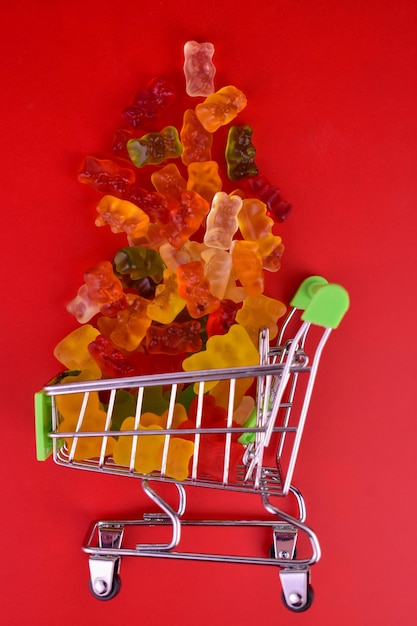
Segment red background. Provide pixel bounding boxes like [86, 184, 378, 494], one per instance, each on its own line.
[2, 1, 416, 624]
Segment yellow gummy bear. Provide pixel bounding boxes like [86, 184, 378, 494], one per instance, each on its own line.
[96, 195, 150, 239]
[147, 269, 186, 324]
[112, 417, 194, 481]
[235, 295, 287, 345]
[56, 372, 116, 461]
[139, 403, 188, 429]
[53, 325, 101, 379]
[187, 161, 222, 203]
[182, 324, 259, 391]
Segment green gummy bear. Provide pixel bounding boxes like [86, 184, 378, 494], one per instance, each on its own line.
[127, 126, 183, 167]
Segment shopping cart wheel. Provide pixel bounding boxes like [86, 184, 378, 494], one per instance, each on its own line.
[281, 584, 314, 612]
[88, 553, 122, 601]
[89, 572, 121, 601]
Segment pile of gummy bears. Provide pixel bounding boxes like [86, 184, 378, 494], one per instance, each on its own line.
[53, 41, 291, 481]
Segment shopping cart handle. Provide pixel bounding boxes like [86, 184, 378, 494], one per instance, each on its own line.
[290, 276, 329, 309]
[291, 276, 349, 329]
[34, 391, 54, 461]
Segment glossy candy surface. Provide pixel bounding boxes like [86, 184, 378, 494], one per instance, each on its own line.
[114, 246, 166, 284]
[183, 40, 216, 97]
[225, 125, 258, 181]
[78, 156, 135, 197]
[96, 195, 150, 239]
[203, 191, 242, 249]
[127, 126, 183, 167]
[51, 40, 293, 478]
[176, 260, 220, 318]
[146, 269, 186, 323]
[146, 320, 202, 354]
[187, 161, 222, 203]
[180, 109, 213, 166]
[121, 77, 176, 131]
[160, 190, 210, 249]
[231, 240, 264, 297]
[195, 86, 247, 133]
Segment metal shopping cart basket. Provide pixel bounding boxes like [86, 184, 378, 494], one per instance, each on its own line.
[35, 276, 349, 612]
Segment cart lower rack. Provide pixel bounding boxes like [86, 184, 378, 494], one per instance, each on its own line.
[35, 276, 349, 612]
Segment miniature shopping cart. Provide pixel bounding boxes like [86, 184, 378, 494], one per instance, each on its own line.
[35, 276, 349, 612]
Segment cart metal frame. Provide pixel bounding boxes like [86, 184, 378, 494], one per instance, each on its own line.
[35, 276, 349, 612]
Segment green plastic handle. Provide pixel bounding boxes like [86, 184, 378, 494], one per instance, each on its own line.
[34, 391, 55, 461]
[290, 276, 329, 309]
[301, 283, 349, 328]
[291, 276, 349, 328]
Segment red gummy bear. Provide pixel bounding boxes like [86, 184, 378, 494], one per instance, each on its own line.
[78, 156, 135, 198]
[206, 299, 241, 337]
[241, 174, 292, 223]
[121, 77, 177, 131]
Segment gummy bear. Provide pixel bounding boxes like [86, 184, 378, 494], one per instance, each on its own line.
[159, 240, 207, 271]
[176, 261, 220, 318]
[128, 186, 170, 224]
[121, 77, 177, 131]
[127, 126, 183, 168]
[206, 299, 241, 337]
[231, 240, 264, 297]
[112, 128, 134, 160]
[53, 324, 101, 379]
[225, 125, 258, 181]
[112, 420, 162, 474]
[96, 195, 150, 239]
[241, 174, 292, 222]
[88, 335, 183, 378]
[113, 417, 194, 480]
[146, 269, 186, 324]
[146, 320, 202, 355]
[195, 86, 247, 133]
[183, 40, 216, 97]
[84, 261, 125, 309]
[97, 293, 152, 351]
[194, 439, 244, 483]
[178, 394, 244, 482]
[151, 163, 187, 201]
[203, 191, 242, 249]
[113, 246, 166, 284]
[187, 161, 222, 203]
[238, 197, 281, 257]
[160, 190, 210, 249]
[182, 324, 259, 390]
[55, 372, 113, 459]
[66, 284, 100, 323]
[180, 109, 213, 166]
[235, 294, 286, 345]
[139, 403, 188, 429]
[61, 414, 116, 462]
[209, 376, 255, 412]
[77, 156, 135, 197]
[262, 241, 285, 272]
[201, 248, 233, 300]
[232, 395, 256, 425]
[88, 335, 140, 378]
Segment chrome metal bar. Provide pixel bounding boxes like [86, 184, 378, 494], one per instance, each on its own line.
[99, 388, 116, 468]
[45, 363, 310, 396]
[282, 327, 332, 494]
[262, 493, 321, 565]
[136, 480, 182, 551]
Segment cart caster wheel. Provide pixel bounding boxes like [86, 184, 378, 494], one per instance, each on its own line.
[281, 584, 314, 612]
[89, 573, 121, 601]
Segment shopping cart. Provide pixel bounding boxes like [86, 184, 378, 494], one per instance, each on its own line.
[35, 275, 349, 612]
